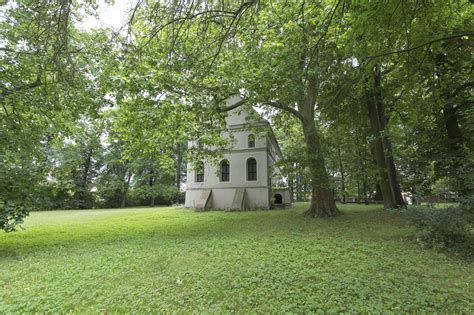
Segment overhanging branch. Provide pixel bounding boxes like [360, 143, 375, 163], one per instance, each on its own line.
[217, 97, 305, 123]
[263, 101, 305, 122]
[364, 32, 473, 61]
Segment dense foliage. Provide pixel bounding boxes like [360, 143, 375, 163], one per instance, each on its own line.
[405, 201, 473, 253]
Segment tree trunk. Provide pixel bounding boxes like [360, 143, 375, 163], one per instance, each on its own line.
[373, 69, 405, 207]
[443, 103, 464, 147]
[174, 142, 184, 203]
[368, 96, 395, 208]
[442, 101, 472, 197]
[360, 145, 369, 205]
[362, 179, 369, 205]
[374, 183, 382, 202]
[337, 145, 346, 204]
[175, 142, 183, 191]
[434, 50, 472, 197]
[288, 174, 294, 202]
[301, 119, 339, 217]
[121, 171, 132, 208]
[77, 149, 93, 209]
[356, 180, 361, 204]
[296, 172, 302, 201]
[367, 65, 405, 208]
[149, 169, 155, 207]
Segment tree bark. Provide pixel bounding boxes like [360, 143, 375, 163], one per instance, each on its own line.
[296, 171, 302, 201]
[367, 93, 395, 208]
[121, 171, 132, 208]
[288, 174, 294, 202]
[149, 169, 155, 207]
[442, 103, 472, 197]
[336, 145, 346, 203]
[301, 118, 339, 217]
[77, 148, 93, 209]
[434, 50, 472, 197]
[373, 68, 405, 207]
[175, 142, 183, 191]
[360, 145, 369, 205]
[366, 65, 405, 208]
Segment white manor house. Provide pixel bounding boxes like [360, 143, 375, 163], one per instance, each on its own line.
[185, 101, 291, 211]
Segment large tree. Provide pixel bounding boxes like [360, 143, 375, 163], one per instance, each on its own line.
[0, 0, 105, 230]
[128, 1, 346, 216]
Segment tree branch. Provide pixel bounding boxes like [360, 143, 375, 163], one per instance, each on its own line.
[364, 32, 474, 61]
[217, 97, 247, 112]
[217, 97, 305, 123]
[0, 74, 42, 102]
[263, 101, 305, 122]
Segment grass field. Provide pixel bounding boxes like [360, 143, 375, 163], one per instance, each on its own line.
[0, 203, 472, 313]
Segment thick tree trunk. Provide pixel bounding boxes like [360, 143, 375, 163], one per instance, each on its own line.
[443, 103, 464, 147]
[367, 66, 405, 208]
[442, 102, 471, 196]
[434, 50, 472, 197]
[368, 98, 395, 208]
[301, 119, 339, 217]
[373, 72, 405, 207]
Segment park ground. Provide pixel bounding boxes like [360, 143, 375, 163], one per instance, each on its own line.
[0, 203, 472, 313]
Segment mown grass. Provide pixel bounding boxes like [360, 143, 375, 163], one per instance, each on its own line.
[0, 203, 472, 313]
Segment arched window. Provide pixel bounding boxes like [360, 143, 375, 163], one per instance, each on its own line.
[195, 161, 204, 182]
[220, 159, 230, 182]
[248, 134, 255, 148]
[247, 158, 257, 181]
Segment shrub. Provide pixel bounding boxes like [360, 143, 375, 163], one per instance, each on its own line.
[406, 202, 473, 252]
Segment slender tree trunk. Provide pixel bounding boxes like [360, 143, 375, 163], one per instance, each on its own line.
[121, 171, 132, 208]
[296, 173, 302, 201]
[356, 180, 361, 204]
[174, 142, 184, 203]
[362, 179, 369, 205]
[77, 149, 93, 209]
[288, 174, 294, 202]
[301, 118, 339, 217]
[175, 142, 183, 191]
[337, 145, 346, 204]
[360, 145, 369, 205]
[149, 169, 155, 207]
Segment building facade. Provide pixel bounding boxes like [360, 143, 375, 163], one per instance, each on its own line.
[185, 104, 291, 210]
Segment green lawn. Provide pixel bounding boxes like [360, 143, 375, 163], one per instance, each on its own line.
[0, 203, 472, 313]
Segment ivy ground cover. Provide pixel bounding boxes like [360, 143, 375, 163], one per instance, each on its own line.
[0, 203, 472, 313]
